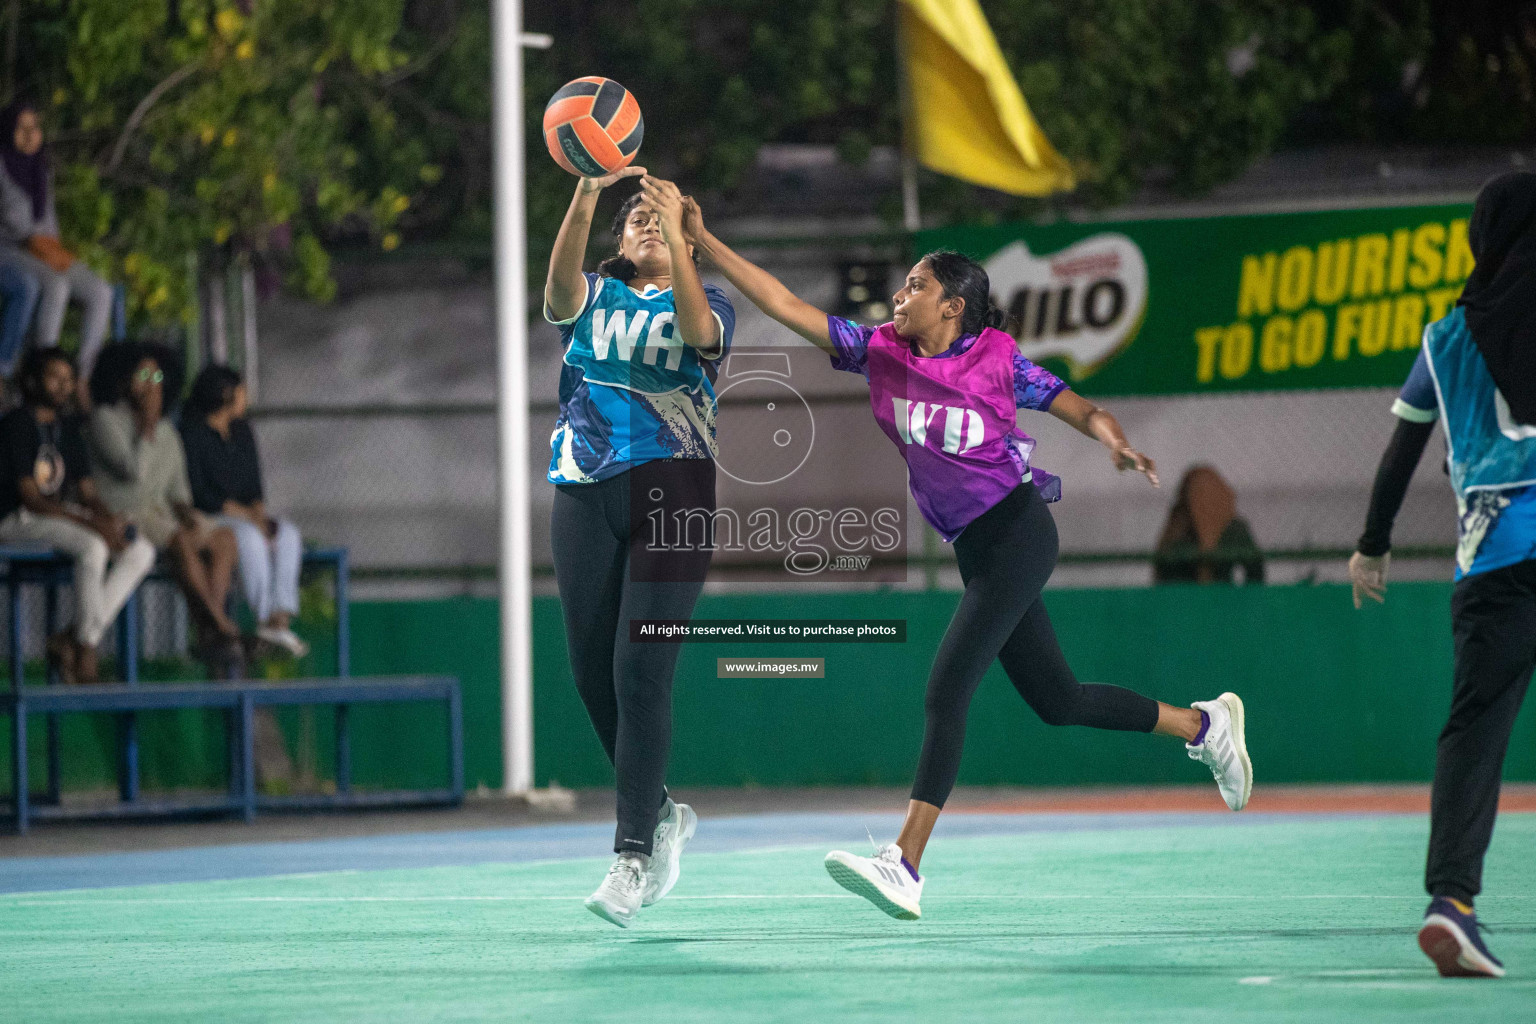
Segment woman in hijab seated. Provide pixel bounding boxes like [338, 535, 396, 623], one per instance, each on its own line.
[1152, 465, 1265, 585]
[180, 365, 309, 659]
[0, 100, 114, 386]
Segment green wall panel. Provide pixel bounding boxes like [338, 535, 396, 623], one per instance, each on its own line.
[347, 598, 499, 791]
[531, 583, 1533, 789]
[8, 582, 1535, 798]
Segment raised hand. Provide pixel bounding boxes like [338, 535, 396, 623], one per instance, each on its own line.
[681, 196, 706, 247]
[578, 164, 647, 196]
[639, 175, 688, 247]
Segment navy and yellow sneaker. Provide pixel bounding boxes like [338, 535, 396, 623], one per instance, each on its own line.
[1419, 897, 1505, 978]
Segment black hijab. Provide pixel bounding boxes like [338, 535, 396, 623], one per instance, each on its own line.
[1459, 171, 1536, 426]
[0, 101, 48, 222]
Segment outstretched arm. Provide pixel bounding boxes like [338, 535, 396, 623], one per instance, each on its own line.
[1048, 390, 1159, 486]
[682, 198, 832, 353]
[544, 166, 646, 322]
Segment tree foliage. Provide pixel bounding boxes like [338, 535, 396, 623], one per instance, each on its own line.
[984, 1, 1349, 200]
[1300, 1, 1536, 146]
[10, 0, 488, 328]
[8, 0, 1533, 327]
[523, 1, 1351, 246]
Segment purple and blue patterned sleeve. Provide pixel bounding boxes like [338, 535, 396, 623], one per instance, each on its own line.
[1013, 355, 1067, 411]
[826, 316, 876, 378]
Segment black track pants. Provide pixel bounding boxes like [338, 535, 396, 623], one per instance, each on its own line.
[1426, 558, 1536, 903]
[910, 484, 1160, 808]
[551, 459, 715, 856]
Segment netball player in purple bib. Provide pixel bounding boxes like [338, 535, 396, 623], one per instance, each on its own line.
[661, 182, 1252, 921]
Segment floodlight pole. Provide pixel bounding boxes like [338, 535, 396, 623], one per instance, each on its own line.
[491, 3, 551, 796]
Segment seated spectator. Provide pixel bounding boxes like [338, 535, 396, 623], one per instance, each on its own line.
[182, 366, 309, 658]
[0, 261, 39, 379]
[1152, 465, 1266, 585]
[87, 343, 242, 658]
[0, 349, 153, 682]
[0, 100, 113, 385]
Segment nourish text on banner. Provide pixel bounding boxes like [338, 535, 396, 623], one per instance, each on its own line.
[919, 202, 1475, 396]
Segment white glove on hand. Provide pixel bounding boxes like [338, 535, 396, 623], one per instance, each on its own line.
[1348, 551, 1390, 609]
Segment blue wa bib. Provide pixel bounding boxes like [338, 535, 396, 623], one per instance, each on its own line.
[546, 273, 731, 485]
[1424, 306, 1536, 501]
[564, 278, 710, 396]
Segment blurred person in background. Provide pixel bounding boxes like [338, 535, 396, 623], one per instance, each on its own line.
[0, 101, 114, 387]
[0, 348, 152, 683]
[87, 343, 242, 662]
[181, 365, 308, 659]
[1152, 465, 1265, 585]
[0, 261, 40, 383]
[1350, 171, 1536, 979]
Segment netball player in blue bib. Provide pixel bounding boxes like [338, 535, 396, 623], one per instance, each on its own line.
[544, 168, 735, 927]
[1351, 172, 1536, 978]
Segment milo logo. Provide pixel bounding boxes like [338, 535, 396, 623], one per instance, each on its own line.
[984, 233, 1148, 379]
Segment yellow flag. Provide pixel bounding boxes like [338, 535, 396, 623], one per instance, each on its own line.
[899, 0, 1075, 196]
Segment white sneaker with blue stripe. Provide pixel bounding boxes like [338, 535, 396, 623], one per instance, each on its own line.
[824, 842, 923, 920]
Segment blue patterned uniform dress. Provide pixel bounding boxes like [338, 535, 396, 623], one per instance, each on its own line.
[1394, 331, 1536, 579]
[545, 272, 735, 484]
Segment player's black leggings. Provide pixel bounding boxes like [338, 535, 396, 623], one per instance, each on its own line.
[1426, 557, 1536, 903]
[911, 483, 1160, 808]
[551, 459, 715, 856]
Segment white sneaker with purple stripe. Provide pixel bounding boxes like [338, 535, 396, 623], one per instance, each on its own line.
[824, 842, 923, 920]
[1187, 692, 1252, 811]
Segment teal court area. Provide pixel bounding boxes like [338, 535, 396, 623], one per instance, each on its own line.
[1, 809, 1532, 1022]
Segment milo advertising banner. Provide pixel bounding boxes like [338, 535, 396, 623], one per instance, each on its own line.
[919, 202, 1475, 396]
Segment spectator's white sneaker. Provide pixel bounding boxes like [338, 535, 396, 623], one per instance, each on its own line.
[643, 798, 697, 907]
[825, 842, 923, 920]
[585, 853, 647, 928]
[1188, 692, 1252, 810]
[257, 626, 310, 659]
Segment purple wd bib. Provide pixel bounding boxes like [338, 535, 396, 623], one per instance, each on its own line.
[865, 324, 1055, 542]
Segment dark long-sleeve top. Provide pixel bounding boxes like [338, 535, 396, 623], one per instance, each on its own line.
[181, 418, 264, 515]
[1356, 418, 1435, 557]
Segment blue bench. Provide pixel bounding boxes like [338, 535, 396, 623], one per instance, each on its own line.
[3, 675, 463, 832]
[0, 544, 464, 832]
[0, 544, 353, 686]
[1, 545, 352, 804]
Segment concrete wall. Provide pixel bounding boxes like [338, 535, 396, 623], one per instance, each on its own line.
[249, 249, 1458, 591]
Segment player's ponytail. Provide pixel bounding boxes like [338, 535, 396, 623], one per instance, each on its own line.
[597, 190, 701, 282]
[921, 249, 1003, 336]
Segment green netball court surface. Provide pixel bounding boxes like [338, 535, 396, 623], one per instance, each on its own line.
[2, 807, 1532, 1022]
